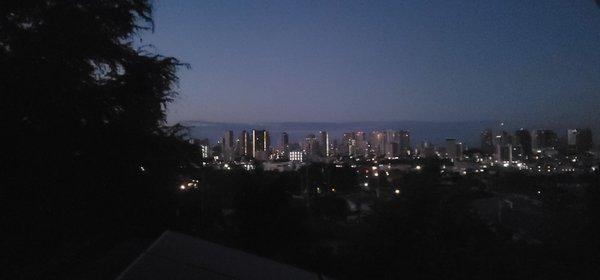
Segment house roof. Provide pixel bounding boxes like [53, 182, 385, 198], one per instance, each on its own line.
[117, 231, 326, 280]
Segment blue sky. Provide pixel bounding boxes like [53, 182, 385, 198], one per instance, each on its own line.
[140, 0, 600, 126]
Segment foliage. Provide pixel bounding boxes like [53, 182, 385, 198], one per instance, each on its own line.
[1, 1, 198, 278]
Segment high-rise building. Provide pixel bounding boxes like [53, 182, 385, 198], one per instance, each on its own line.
[456, 142, 464, 160]
[567, 129, 578, 147]
[277, 132, 290, 160]
[221, 130, 235, 162]
[319, 131, 329, 157]
[355, 132, 368, 157]
[384, 130, 398, 158]
[568, 128, 594, 154]
[331, 139, 338, 156]
[190, 138, 211, 159]
[304, 134, 319, 159]
[480, 129, 494, 154]
[532, 130, 558, 152]
[237, 130, 250, 157]
[446, 138, 457, 159]
[223, 130, 234, 148]
[514, 128, 532, 158]
[417, 140, 436, 158]
[280, 132, 289, 153]
[576, 129, 593, 153]
[371, 131, 386, 157]
[252, 129, 270, 160]
[340, 132, 356, 157]
[494, 131, 513, 162]
[495, 131, 513, 146]
[496, 144, 513, 162]
[399, 130, 411, 156]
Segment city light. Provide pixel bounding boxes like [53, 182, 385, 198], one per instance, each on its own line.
[186, 126, 594, 177]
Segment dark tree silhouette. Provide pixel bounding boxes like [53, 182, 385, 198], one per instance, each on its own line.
[1, 1, 197, 278]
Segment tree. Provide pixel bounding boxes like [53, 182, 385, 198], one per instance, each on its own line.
[1, 1, 196, 278]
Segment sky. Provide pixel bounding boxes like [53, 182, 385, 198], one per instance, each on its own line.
[140, 0, 600, 126]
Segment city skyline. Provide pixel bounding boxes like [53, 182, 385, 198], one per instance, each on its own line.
[203, 126, 594, 158]
[141, 0, 600, 126]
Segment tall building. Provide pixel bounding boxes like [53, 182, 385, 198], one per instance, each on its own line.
[280, 132, 290, 151]
[495, 131, 513, 146]
[384, 130, 398, 158]
[456, 142, 464, 160]
[252, 129, 270, 160]
[532, 130, 558, 151]
[567, 129, 578, 147]
[237, 130, 250, 157]
[494, 131, 513, 162]
[568, 128, 594, 154]
[399, 130, 411, 156]
[222, 130, 234, 161]
[371, 131, 386, 157]
[576, 129, 593, 153]
[419, 141, 436, 158]
[480, 129, 494, 154]
[340, 132, 356, 157]
[446, 138, 458, 159]
[303, 134, 319, 159]
[514, 128, 532, 159]
[278, 132, 290, 160]
[496, 144, 513, 162]
[355, 132, 368, 157]
[190, 138, 211, 159]
[319, 131, 329, 157]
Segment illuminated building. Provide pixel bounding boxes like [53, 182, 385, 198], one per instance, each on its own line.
[355, 132, 368, 157]
[289, 151, 304, 162]
[279, 132, 290, 158]
[371, 131, 386, 156]
[237, 130, 250, 157]
[252, 129, 270, 160]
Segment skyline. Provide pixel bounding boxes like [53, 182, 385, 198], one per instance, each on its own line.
[182, 119, 597, 148]
[140, 0, 600, 126]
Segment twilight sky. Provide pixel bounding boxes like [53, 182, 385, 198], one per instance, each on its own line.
[140, 0, 600, 126]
